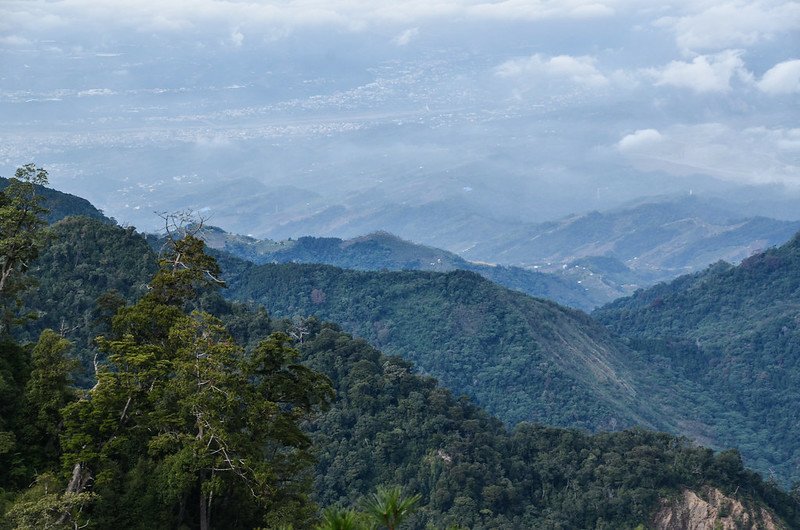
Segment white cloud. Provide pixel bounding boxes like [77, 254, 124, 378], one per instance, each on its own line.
[645, 50, 751, 93]
[0, 0, 620, 37]
[0, 34, 31, 46]
[230, 28, 244, 47]
[467, 0, 614, 20]
[758, 59, 800, 94]
[496, 53, 609, 87]
[656, 1, 800, 52]
[616, 123, 800, 185]
[392, 27, 419, 46]
[617, 129, 663, 152]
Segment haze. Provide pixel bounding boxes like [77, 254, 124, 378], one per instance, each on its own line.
[1, 0, 798, 250]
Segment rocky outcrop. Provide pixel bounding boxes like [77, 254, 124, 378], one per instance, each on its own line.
[654, 488, 785, 530]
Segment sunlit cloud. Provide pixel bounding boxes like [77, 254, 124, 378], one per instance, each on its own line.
[645, 50, 751, 93]
[496, 53, 609, 87]
[758, 59, 800, 94]
[392, 27, 419, 46]
[655, 0, 800, 52]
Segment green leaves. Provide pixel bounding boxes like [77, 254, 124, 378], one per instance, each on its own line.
[360, 485, 421, 530]
[56, 234, 333, 528]
[0, 164, 49, 335]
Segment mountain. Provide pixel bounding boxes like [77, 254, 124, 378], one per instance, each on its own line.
[461, 195, 800, 276]
[301, 323, 800, 529]
[200, 227, 601, 310]
[20, 183, 800, 486]
[595, 233, 800, 485]
[0, 176, 107, 224]
[207, 194, 800, 309]
[217, 251, 676, 431]
[10, 211, 799, 529]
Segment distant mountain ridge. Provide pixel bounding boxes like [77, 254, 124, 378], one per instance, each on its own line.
[201, 194, 800, 309]
[214, 249, 715, 435]
[13, 178, 800, 494]
[462, 195, 800, 274]
[200, 227, 604, 310]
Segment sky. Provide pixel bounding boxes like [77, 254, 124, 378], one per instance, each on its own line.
[0, 0, 798, 234]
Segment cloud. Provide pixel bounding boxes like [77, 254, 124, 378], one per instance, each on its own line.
[392, 27, 418, 46]
[617, 129, 663, 152]
[757, 59, 800, 94]
[0, 0, 620, 38]
[496, 53, 609, 87]
[645, 50, 751, 93]
[656, 1, 800, 52]
[467, 0, 614, 20]
[230, 28, 244, 47]
[616, 123, 800, 185]
[0, 34, 31, 46]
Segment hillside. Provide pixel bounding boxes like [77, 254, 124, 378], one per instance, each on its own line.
[6, 211, 798, 528]
[0, 175, 107, 224]
[201, 227, 601, 310]
[595, 233, 800, 485]
[300, 324, 800, 529]
[216, 251, 673, 431]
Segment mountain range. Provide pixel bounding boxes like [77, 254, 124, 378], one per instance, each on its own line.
[199, 193, 800, 310]
[6, 180, 800, 527]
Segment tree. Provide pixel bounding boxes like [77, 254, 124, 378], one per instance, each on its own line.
[361, 485, 421, 530]
[315, 506, 374, 530]
[0, 163, 49, 334]
[58, 232, 334, 528]
[0, 164, 51, 496]
[21, 330, 77, 473]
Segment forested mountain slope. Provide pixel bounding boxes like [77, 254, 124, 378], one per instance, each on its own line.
[595, 233, 800, 485]
[0, 176, 106, 224]
[7, 211, 799, 529]
[216, 252, 670, 431]
[201, 227, 601, 310]
[299, 323, 800, 529]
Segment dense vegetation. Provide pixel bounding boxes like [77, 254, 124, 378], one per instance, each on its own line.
[215, 254, 664, 431]
[0, 175, 106, 225]
[300, 323, 800, 528]
[595, 234, 800, 486]
[2, 175, 799, 528]
[202, 228, 601, 310]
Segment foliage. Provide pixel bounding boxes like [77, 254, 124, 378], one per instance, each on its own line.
[361, 485, 421, 530]
[316, 506, 374, 530]
[19, 217, 157, 386]
[5, 473, 96, 530]
[0, 164, 50, 335]
[0, 175, 106, 225]
[217, 255, 660, 432]
[1, 182, 799, 528]
[299, 325, 800, 529]
[595, 233, 800, 485]
[54, 230, 333, 528]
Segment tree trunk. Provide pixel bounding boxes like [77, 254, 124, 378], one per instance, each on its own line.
[200, 491, 210, 530]
[65, 462, 89, 494]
